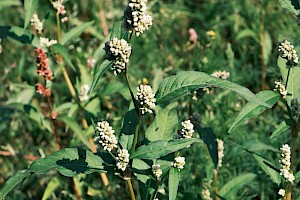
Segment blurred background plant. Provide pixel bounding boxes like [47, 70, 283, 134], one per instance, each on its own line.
[0, 0, 300, 199]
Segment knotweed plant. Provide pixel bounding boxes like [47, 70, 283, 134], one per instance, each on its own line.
[2, 1, 300, 200]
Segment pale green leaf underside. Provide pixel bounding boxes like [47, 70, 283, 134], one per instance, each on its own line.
[61, 21, 94, 45]
[155, 71, 270, 107]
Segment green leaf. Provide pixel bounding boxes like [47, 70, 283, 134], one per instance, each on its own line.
[0, 26, 37, 45]
[278, 0, 300, 15]
[58, 115, 90, 147]
[193, 125, 218, 169]
[243, 140, 279, 152]
[155, 71, 270, 107]
[229, 90, 280, 133]
[90, 60, 113, 93]
[52, 44, 76, 71]
[169, 167, 180, 200]
[130, 138, 202, 159]
[0, 170, 31, 200]
[236, 29, 259, 42]
[145, 102, 178, 141]
[0, 148, 106, 199]
[24, 0, 38, 29]
[291, 0, 300, 10]
[42, 177, 60, 200]
[263, 31, 272, 65]
[296, 170, 300, 181]
[0, 0, 21, 8]
[219, 173, 257, 198]
[270, 119, 294, 139]
[61, 21, 94, 45]
[110, 20, 129, 40]
[253, 154, 281, 185]
[119, 109, 137, 152]
[30, 148, 105, 176]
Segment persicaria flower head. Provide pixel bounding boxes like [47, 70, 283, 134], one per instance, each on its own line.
[94, 121, 118, 152]
[278, 189, 285, 197]
[172, 156, 185, 170]
[189, 28, 198, 44]
[279, 144, 295, 183]
[105, 37, 131, 75]
[152, 164, 162, 179]
[35, 48, 53, 81]
[180, 120, 194, 139]
[125, 0, 153, 36]
[206, 30, 216, 39]
[79, 84, 90, 102]
[136, 84, 156, 114]
[36, 83, 51, 97]
[116, 149, 130, 171]
[51, 111, 57, 119]
[201, 188, 212, 200]
[211, 71, 230, 80]
[30, 13, 43, 34]
[217, 139, 224, 167]
[278, 40, 298, 66]
[87, 57, 96, 68]
[61, 17, 68, 23]
[274, 80, 287, 98]
[39, 37, 57, 48]
[52, 0, 66, 15]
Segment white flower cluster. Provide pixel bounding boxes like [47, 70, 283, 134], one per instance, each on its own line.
[173, 156, 185, 170]
[152, 164, 163, 179]
[94, 121, 118, 152]
[39, 37, 57, 48]
[52, 0, 66, 15]
[30, 13, 43, 34]
[180, 120, 194, 139]
[217, 139, 224, 168]
[274, 80, 287, 99]
[107, 37, 132, 75]
[279, 144, 295, 183]
[278, 189, 285, 197]
[211, 71, 230, 80]
[126, 0, 153, 36]
[116, 149, 130, 171]
[201, 188, 212, 200]
[136, 84, 156, 114]
[278, 40, 298, 66]
[79, 84, 90, 102]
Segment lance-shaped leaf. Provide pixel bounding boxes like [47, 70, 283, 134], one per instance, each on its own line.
[90, 60, 113, 93]
[130, 138, 202, 159]
[229, 90, 279, 133]
[193, 124, 218, 169]
[155, 71, 270, 107]
[270, 119, 294, 139]
[253, 154, 281, 185]
[0, 148, 105, 199]
[119, 109, 137, 152]
[219, 173, 257, 198]
[169, 167, 180, 200]
[24, 0, 38, 29]
[61, 21, 94, 45]
[145, 102, 178, 141]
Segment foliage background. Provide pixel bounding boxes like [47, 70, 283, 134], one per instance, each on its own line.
[0, 0, 300, 199]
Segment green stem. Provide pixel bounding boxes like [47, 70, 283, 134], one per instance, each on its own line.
[124, 72, 140, 114]
[56, 12, 61, 43]
[131, 116, 141, 154]
[285, 68, 291, 89]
